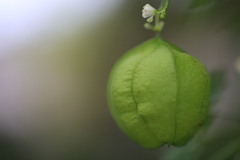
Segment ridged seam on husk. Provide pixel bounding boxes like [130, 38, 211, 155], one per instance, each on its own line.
[130, 42, 160, 135]
[116, 38, 181, 146]
[164, 41, 202, 145]
[131, 44, 160, 124]
[163, 40, 179, 145]
[130, 38, 179, 146]
[108, 38, 164, 148]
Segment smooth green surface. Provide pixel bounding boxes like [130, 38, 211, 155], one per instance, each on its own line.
[108, 37, 210, 149]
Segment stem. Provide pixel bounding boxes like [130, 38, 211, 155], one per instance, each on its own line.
[153, 0, 170, 35]
[158, 0, 171, 19]
[154, 13, 160, 36]
[155, 13, 160, 26]
[158, 0, 171, 12]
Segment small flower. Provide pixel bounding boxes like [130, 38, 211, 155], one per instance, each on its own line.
[142, 4, 157, 22]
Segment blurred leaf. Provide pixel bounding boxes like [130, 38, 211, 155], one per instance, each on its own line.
[207, 135, 240, 160]
[203, 130, 240, 160]
[189, 0, 216, 9]
[159, 129, 240, 160]
[159, 144, 204, 160]
[223, 9, 240, 37]
[209, 70, 225, 106]
[188, 0, 240, 38]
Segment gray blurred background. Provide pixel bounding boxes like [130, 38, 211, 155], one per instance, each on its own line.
[0, 0, 239, 160]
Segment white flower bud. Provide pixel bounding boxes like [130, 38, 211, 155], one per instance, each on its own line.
[142, 4, 157, 22]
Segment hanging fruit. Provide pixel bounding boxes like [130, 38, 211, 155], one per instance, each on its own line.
[107, 2, 210, 149]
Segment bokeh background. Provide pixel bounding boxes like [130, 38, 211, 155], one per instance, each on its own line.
[0, 0, 240, 159]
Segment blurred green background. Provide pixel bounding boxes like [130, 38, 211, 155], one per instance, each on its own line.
[0, 0, 240, 159]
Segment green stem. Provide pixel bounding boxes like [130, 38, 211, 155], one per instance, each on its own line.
[153, 0, 170, 34]
[154, 13, 160, 37]
[158, 0, 171, 12]
[158, 0, 171, 19]
[155, 13, 160, 26]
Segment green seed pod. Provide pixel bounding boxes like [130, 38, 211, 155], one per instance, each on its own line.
[107, 37, 210, 149]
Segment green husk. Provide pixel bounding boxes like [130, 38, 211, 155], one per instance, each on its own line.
[108, 37, 210, 149]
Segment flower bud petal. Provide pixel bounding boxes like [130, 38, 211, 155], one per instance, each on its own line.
[142, 4, 156, 19]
